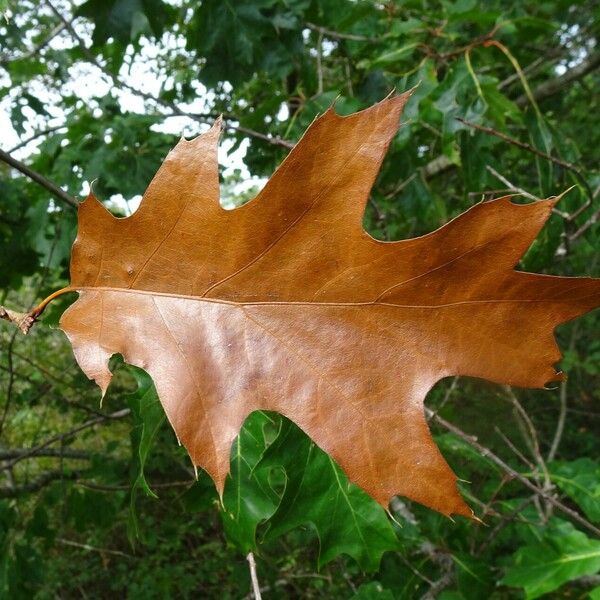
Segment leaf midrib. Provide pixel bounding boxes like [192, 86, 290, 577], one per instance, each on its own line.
[72, 285, 587, 310]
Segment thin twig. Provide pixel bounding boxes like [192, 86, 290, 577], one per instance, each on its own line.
[548, 379, 568, 456]
[569, 205, 600, 241]
[503, 386, 551, 490]
[458, 118, 579, 173]
[485, 165, 539, 201]
[478, 475, 511, 521]
[384, 172, 418, 199]
[8, 125, 66, 153]
[0, 329, 19, 437]
[426, 408, 600, 537]
[78, 479, 194, 492]
[477, 496, 535, 553]
[305, 22, 376, 42]
[0, 447, 89, 460]
[547, 326, 578, 461]
[494, 426, 535, 470]
[430, 376, 459, 418]
[515, 49, 600, 107]
[57, 537, 135, 559]
[247, 552, 262, 600]
[0, 22, 67, 65]
[467, 188, 515, 198]
[1, 409, 130, 471]
[0, 148, 78, 208]
[316, 30, 324, 96]
[0, 469, 80, 497]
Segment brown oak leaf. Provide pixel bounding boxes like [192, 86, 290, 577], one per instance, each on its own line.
[57, 92, 600, 518]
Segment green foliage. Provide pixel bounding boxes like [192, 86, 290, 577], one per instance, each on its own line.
[1, 0, 600, 597]
[220, 411, 280, 551]
[127, 367, 167, 542]
[502, 520, 600, 598]
[550, 458, 600, 524]
[187, 0, 307, 87]
[260, 418, 399, 571]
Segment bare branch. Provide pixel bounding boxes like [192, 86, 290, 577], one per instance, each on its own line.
[0, 469, 80, 498]
[305, 22, 376, 42]
[8, 125, 66, 154]
[1, 408, 130, 471]
[426, 408, 600, 537]
[457, 117, 579, 173]
[485, 165, 539, 201]
[57, 537, 135, 559]
[78, 479, 194, 492]
[0, 148, 78, 208]
[421, 51, 600, 180]
[515, 49, 600, 107]
[569, 192, 600, 241]
[0, 447, 89, 460]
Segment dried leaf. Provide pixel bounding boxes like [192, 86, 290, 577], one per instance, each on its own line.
[58, 92, 600, 518]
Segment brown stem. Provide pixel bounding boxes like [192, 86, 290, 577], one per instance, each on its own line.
[1, 286, 75, 334]
[30, 286, 75, 319]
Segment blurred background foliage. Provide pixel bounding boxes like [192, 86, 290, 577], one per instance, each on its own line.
[1, 0, 600, 598]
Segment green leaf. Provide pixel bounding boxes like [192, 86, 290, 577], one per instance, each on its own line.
[525, 111, 555, 197]
[220, 411, 281, 552]
[260, 418, 399, 572]
[126, 367, 167, 543]
[351, 581, 395, 599]
[501, 520, 600, 599]
[187, 0, 305, 86]
[453, 553, 493, 600]
[77, 0, 174, 46]
[550, 459, 600, 523]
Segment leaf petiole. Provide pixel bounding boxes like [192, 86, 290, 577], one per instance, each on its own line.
[30, 286, 75, 319]
[0, 286, 74, 334]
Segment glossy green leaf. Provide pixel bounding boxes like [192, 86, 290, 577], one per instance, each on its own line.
[501, 520, 600, 599]
[126, 367, 167, 542]
[260, 418, 399, 572]
[221, 411, 281, 552]
[550, 459, 600, 523]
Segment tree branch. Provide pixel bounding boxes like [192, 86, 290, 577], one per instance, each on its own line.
[0, 469, 79, 498]
[305, 22, 376, 42]
[515, 49, 600, 107]
[0, 22, 67, 66]
[78, 479, 194, 492]
[46, 0, 294, 150]
[8, 125, 66, 154]
[426, 408, 600, 537]
[247, 552, 262, 600]
[0, 408, 130, 471]
[0, 148, 78, 208]
[0, 447, 90, 460]
[56, 537, 135, 559]
[457, 117, 579, 172]
[421, 50, 600, 180]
